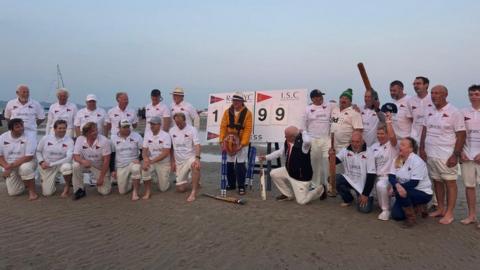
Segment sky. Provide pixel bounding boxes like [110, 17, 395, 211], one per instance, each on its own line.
[1, 0, 479, 109]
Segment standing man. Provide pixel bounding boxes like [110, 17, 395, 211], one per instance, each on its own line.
[74, 94, 107, 137]
[0, 119, 38, 200]
[389, 80, 412, 139]
[329, 88, 363, 196]
[170, 112, 201, 202]
[106, 92, 138, 137]
[170, 87, 200, 129]
[46, 88, 78, 137]
[72, 122, 112, 200]
[408, 76, 433, 143]
[111, 120, 143, 200]
[460, 85, 480, 226]
[36, 119, 74, 197]
[304, 89, 333, 189]
[329, 131, 376, 213]
[420, 85, 466, 224]
[219, 92, 253, 195]
[145, 89, 171, 134]
[361, 89, 382, 146]
[259, 126, 325, 204]
[4, 84, 45, 139]
[141, 117, 172, 199]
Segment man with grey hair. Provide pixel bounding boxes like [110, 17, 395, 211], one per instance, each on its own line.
[259, 126, 325, 205]
[106, 92, 138, 137]
[74, 94, 107, 137]
[420, 85, 466, 224]
[46, 88, 78, 137]
[4, 84, 45, 139]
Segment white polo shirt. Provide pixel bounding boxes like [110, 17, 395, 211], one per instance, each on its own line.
[145, 102, 171, 134]
[111, 131, 143, 168]
[462, 106, 480, 160]
[73, 135, 111, 169]
[0, 131, 36, 163]
[408, 94, 433, 142]
[389, 152, 432, 194]
[304, 103, 333, 139]
[361, 108, 379, 146]
[169, 124, 200, 165]
[4, 98, 45, 135]
[392, 95, 412, 139]
[106, 106, 139, 136]
[36, 134, 74, 166]
[424, 103, 466, 159]
[74, 107, 107, 135]
[371, 141, 398, 176]
[330, 106, 363, 149]
[337, 144, 376, 194]
[46, 102, 78, 134]
[143, 130, 172, 163]
[171, 101, 200, 129]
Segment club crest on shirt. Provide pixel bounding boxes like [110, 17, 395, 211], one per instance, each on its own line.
[428, 113, 433, 116]
[361, 155, 367, 159]
[129, 138, 135, 142]
[47, 142, 54, 146]
[97, 114, 101, 117]
[347, 152, 353, 157]
[184, 134, 189, 138]
[95, 145, 101, 149]
[67, 109, 71, 112]
[311, 109, 315, 113]
[412, 106, 417, 110]
[114, 114, 119, 117]
[400, 104, 405, 108]
[408, 167, 412, 171]
[3, 141, 10, 145]
[159, 140, 163, 144]
[127, 113, 131, 117]
[148, 140, 153, 143]
[323, 106, 327, 109]
[465, 117, 471, 121]
[13, 106, 18, 109]
[20, 141, 25, 144]
[54, 110, 59, 113]
[62, 144, 68, 148]
[180, 108, 185, 111]
[82, 146, 88, 149]
[442, 113, 449, 118]
[28, 105, 33, 109]
[85, 115, 89, 118]
[172, 135, 177, 138]
[116, 141, 121, 145]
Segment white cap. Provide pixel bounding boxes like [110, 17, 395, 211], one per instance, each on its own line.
[86, 94, 97, 101]
[119, 119, 131, 128]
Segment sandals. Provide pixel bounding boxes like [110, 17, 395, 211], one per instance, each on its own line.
[238, 188, 246, 195]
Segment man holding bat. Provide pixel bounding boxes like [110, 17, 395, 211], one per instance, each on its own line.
[259, 126, 325, 205]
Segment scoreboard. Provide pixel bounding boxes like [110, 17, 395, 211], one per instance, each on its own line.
[206, 89, 308, 143]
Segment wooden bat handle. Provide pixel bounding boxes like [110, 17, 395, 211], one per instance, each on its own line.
[357, 62, 373, 92]
[329, 133, 337, 195]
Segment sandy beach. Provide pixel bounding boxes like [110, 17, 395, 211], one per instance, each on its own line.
[0, 120, 480, 269]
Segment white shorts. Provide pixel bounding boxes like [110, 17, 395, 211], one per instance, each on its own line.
[226, 146, 248, 163]
[141, 161, 170, 192]
[427, 157, 458, 181]
[461, 161, 480, 188]
[116, 162, 141, 194]
[175, 157, 196, 186]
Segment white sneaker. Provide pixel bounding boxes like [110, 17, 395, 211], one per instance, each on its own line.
[378, 210, 390, 221]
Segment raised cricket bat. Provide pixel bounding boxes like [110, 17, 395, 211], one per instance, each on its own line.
[259, 160, 266, 200]
[357, 62, 373, 92]
[329, 133, 337, 195]
[202, 193, 247, 205]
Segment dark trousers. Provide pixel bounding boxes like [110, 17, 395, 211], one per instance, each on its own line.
[336, 174, 373, 213]
[391, 189, 432, 220]
[227, 162, 246, 189]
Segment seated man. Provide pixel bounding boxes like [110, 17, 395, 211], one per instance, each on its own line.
[111, 119, 143, 200]
[329, 130, 376, 213]
[36, 119, 74, 197]
[0, 118, 38, 200]
[141, 117, 172, 199]
[259, 126, 325, 205]
[72, 122, 112, 200]
[169, 112, 201, 202]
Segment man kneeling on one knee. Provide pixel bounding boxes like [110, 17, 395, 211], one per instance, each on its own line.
[329, 131, 376, 213]
[259, 126, 325, 204]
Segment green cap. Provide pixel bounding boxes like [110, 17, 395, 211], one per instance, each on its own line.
[340, 88, 353, 101]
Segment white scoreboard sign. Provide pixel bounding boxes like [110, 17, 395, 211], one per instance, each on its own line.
[206, 89, 308, 143]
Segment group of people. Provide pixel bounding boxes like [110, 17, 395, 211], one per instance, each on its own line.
[258, 78, 478, 229]
[0, 85, 202, 202]
[1, 79, 479, 229]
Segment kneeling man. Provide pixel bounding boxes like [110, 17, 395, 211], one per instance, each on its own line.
[259, 126, 325, 205]
[36, 119, 74, 197]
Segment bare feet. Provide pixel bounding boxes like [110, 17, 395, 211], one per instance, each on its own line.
[439, 214, 454, 225]
[187, 192, 196, 202]
[61, 188, 70, 198]
[29, 193, 39, 201]
[428, 209, 445, 218]
[142, 193, 151, 200]
[460, 216, 477, 225]
[131, 193, 140, 201]
[340, 202, 351, 207]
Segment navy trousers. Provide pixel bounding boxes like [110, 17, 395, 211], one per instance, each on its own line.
[391, 189, 432, 220]
[336, 174, 373, 213]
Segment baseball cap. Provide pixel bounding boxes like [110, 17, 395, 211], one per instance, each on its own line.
[151, 89, 161, 97]
[310, 89, 325, 99]
[119, 119, 131, 128]
[86, 94, 97, 101]
[380, 103, 398, 114]
[232, 92, 245, 102]
[149, 116, 162, 125]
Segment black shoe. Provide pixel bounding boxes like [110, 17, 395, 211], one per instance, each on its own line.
[73, 188, 86, 200]
[226, 186, 236, 190]
[275, 194, 293, 201]
[319, 185, 327, 201]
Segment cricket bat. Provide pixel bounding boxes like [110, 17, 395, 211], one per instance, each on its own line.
[202, 193, 247, 205]
[259, 160, 266, 200]
[329, 133, 337, 196]
[357, 62, 373, 92]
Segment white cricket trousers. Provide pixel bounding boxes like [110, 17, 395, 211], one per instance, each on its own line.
[270, 167, 324, 205]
